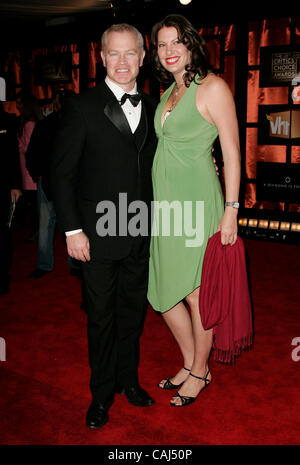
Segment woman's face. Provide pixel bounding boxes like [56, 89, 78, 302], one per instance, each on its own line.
[157, 26, 191, 80]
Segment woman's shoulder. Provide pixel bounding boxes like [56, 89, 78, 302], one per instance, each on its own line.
[196, 73, 233, 101]
[198, 73, 228, 91]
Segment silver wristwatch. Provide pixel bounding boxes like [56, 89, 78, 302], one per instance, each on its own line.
[225, 201, 239, 209]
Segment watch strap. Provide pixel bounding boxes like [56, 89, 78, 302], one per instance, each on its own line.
[225, 201, 239, 209]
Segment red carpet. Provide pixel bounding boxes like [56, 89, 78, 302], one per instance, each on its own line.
[0, 229, 299, 445]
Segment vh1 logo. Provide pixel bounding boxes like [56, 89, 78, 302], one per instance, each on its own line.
[266, 111, 290, 138]
[266, 110, 300, 139]
[258, 105, 300, 145]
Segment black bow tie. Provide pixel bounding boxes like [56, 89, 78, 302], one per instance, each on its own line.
[120, 93, 142, 107]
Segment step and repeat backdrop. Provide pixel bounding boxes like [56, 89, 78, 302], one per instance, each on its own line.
[1, 17, 300, 240]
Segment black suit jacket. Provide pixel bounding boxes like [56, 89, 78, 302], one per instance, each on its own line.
[50, 81, 158, 260]
[26, 111, 60, 201]
[0, 111, 21, 193]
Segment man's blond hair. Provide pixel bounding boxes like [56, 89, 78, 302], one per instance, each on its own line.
[101, 23, 144, 53]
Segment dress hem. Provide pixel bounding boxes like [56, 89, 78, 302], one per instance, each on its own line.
[148, 283, 201, 314]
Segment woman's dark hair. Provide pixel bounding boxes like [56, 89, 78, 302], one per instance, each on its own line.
[150, 14, 211, 87]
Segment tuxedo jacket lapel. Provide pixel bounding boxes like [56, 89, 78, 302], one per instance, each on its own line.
[104, 99, 133, 142]
[102, 82, 155, 152]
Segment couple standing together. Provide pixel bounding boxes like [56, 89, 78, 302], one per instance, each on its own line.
[51, 14, 241, 429]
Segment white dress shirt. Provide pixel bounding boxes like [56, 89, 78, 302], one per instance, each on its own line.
[65, 77, 142, 237]
[105, 76, 142, 133]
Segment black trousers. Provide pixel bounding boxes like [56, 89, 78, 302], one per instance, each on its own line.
[82, 240, 149, 403]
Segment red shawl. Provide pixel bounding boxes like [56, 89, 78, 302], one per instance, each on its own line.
[199, 231, 253, 363]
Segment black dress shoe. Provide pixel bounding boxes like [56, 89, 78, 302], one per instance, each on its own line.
[123, 385, 155, 407]
[29, 269, 51, 279]
[86, 401, 109, 429]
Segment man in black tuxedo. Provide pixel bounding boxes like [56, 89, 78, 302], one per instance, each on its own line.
[51, 24, 157, 429]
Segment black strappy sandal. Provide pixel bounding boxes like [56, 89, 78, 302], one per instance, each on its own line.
[158, 367, 191, 390]
[170, 369, 211, 407]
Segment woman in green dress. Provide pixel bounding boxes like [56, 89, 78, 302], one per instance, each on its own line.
[147, 15, 241, 406]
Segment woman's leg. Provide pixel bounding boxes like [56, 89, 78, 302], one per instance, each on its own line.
[158, 301, 195, 387]
[170, 287, 213, 405]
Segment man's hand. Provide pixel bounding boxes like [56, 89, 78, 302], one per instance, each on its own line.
[212, 156, 219, 176]
[66, 231, 90, 262]
[11, 189, 22, 202]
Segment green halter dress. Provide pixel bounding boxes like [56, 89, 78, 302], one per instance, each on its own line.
[147, 77, 224, 313]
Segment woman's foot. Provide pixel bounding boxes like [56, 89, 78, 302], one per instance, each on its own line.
[170, 368, 211, 406]
[158, 367, 191, 390]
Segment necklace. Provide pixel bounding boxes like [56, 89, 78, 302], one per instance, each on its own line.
[163, 82, 185, 122]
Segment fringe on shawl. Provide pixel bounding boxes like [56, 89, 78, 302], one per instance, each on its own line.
[212, 333, 254, 364]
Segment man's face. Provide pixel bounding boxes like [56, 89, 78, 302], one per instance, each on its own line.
[101, 30, 145, 92]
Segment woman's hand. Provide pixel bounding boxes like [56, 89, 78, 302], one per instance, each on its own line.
[217, 207, 238, 245]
